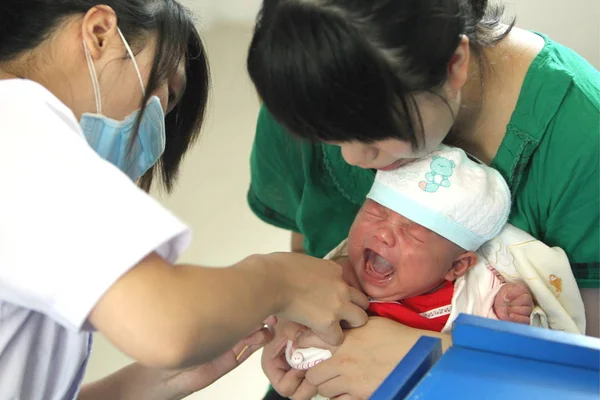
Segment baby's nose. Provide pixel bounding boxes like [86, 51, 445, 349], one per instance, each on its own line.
[374, 226, 395, 247]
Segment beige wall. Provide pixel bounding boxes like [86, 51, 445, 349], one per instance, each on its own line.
[181, 0, 599, 68]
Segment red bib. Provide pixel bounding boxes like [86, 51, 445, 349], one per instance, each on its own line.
[367, 282, 454, 332]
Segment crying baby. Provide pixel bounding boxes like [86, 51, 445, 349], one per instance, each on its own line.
[285, 146, 586, 376]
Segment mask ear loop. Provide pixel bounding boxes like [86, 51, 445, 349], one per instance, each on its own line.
[83, 41, 102, 114]
[117, 28, 146, 96]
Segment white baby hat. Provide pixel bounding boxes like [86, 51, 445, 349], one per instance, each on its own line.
[367, 145, 511, 251]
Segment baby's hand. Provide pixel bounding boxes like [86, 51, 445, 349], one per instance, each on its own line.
[493, 282, 534, 324]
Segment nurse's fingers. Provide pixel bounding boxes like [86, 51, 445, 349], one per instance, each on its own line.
[295, 330, 336, 353]
[241, 325, 274, 347]
[340, 297, 369, 329]
[237, 318, 277, 350]
[204, 327, 273, 386]
[282, 321, 309, 342]
[232, 335, 268, 364]
[314, 305, 367, 346]
[349, 286, 370, 311]
[264, 315, 278, 327]
[312, 287, 368, 346]
[312, 323, 344, 348]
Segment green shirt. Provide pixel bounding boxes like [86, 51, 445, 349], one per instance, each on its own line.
[248, 33, 600, 288]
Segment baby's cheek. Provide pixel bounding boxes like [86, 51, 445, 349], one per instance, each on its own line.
[346, 234, 363, 264]
[347, 217, 371, 254]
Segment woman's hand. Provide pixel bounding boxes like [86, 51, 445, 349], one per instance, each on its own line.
[261, 319, 319, 400]
[166, 317, 278, 397]
[79, 318, 278, 400]
[297, 317, 451, 399]
[266, 252, 370, 346]
[333, 256, 362, 291]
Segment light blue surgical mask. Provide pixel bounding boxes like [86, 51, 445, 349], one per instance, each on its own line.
[79, 29, 166, 181]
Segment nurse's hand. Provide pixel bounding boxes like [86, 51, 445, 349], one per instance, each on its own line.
[79, 318, 277, 400]
[333, 256, 362, 291]
[167, 316, 277, 396]
[261, 318, 318, 399]
[297, 317, 451, 399]
[267, 252, 369, 346]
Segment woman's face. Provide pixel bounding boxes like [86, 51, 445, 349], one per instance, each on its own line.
[331, 91, 460, 170]
[85, 35, 186, 121]
[66, 6, 186, 122]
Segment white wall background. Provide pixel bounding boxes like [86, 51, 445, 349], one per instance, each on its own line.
[504, 0, 599, 68]
[180, 0, 599, 68]
[180, 0, 263, 28]
[83, 1, 599, 399]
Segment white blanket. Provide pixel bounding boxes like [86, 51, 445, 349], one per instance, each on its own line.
[454, 224, 586, 334]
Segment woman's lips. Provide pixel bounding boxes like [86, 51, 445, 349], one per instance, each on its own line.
[362, 249, 395, 286]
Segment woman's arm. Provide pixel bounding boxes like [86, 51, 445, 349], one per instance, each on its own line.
[582, 289, 599, 337]
[291, 232, 305, 253]
[79, 364, 172, 400]
[303, 317, 452, 399]
[79, 322, 274, 400]
[264, 317, 452, 399]
[79, 364, 197, 400]
[89, 252, 369, 369]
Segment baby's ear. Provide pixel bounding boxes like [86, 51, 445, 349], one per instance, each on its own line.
[445, 251, 478, 281]
[450, 160, 456, 167]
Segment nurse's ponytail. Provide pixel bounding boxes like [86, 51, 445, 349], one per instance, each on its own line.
[0, 0, 209, 193]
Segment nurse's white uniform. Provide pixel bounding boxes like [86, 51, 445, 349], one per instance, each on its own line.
[0, 79, 191, 399]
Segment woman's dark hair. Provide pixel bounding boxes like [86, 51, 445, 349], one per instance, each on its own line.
[247, 0, 514, 149]
[0, 0, 210, 192]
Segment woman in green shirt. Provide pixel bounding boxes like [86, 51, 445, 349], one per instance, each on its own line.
[247, 0, 599, 398]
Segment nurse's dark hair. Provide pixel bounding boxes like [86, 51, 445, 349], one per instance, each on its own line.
[0, 0, 209, 193]
[247, 0, 514, 148]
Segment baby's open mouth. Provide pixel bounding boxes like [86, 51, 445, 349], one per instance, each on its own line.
[364, 249, 395, 281]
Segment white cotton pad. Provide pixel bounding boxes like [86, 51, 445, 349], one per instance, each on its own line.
[285, 340, 333, 371]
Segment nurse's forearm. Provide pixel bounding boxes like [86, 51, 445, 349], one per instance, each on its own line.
[90, 252, 285, 369]
[78, 363, 187, 400]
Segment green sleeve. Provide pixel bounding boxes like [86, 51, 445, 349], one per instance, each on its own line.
[248, 106, 306, 232]
[537, 87, 599, 287]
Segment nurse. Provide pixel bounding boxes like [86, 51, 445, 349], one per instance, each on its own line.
[0, 1, 369, 399]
